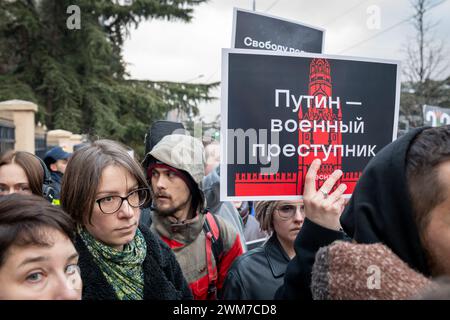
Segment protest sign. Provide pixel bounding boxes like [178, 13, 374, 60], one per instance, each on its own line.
[220, 49, 400, 201]
[232, 8, 324, 53]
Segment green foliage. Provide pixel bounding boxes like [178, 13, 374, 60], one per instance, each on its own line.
[0, 0, 216, 157]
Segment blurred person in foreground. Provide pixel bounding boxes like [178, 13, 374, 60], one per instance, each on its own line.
[0, 194, 81, 300]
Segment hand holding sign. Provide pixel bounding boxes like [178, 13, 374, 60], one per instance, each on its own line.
[303, 159, 347, 231]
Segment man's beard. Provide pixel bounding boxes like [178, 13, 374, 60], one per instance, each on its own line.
[153, 196, 191, 218]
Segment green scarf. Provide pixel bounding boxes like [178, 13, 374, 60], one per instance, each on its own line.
[80, 227, 147, 300]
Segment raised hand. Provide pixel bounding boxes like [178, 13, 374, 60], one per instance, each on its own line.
[303, 159, 347, 231]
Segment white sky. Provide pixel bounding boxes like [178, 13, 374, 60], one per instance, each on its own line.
[123, 0, 450, 123]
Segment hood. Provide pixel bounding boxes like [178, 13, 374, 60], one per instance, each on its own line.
[147, 134, 207, 214]
[340, 127, 430, 276]
[147, 134, 205, 185]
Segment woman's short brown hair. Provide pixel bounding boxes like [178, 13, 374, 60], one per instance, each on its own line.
[254, 201, 279, 233]
[61, 140, 149, 226]
[0, 151, 44, 196]
[0, 193, 75, 267]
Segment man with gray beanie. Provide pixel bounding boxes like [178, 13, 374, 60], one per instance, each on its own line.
[145, 134, 244, 300]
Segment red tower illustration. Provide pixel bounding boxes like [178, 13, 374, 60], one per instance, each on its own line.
[234, 59, 361, 197]
[297, 58, 343, 194]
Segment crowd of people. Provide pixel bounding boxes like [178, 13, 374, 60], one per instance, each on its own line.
[0, 123, 450, 300]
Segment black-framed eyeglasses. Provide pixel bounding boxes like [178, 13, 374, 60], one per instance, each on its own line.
[95, 188, 150, 214]
[275, 204, 305, 220]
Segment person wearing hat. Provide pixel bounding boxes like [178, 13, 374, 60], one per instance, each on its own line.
[146, 134, 244, 300]
[43, 146, 72, 204]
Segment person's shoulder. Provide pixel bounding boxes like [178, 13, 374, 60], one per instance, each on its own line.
[212, 213, 237, 235]
[213, 213, 247, 252]
[139, 225, 173, 265]
[229, 247, 265, 271]
[73, 233, 114, 298]
[237, 246, 265, 261]
[74, 233, 88, 258]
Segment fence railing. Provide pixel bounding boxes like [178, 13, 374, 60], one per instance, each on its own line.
[35, 133, 47, 159]
[0, 120, 15, 154]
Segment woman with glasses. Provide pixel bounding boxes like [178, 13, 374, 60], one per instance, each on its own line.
[60, 139, 192, 300]
[221, 200, 305, 300]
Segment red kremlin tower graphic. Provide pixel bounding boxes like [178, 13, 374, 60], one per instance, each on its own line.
[235, 59, 361, 197]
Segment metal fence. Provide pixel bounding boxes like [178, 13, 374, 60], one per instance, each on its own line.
[35, 133, 47, 159]
[0, 120, 15, 155]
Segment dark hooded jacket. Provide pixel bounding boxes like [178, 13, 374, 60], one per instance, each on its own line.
[275, 127, 430, 300]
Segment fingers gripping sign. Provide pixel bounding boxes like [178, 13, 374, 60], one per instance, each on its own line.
[303, 159, 347, 231]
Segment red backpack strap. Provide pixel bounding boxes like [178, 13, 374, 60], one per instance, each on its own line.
[203, 212, 222, 299]
[205, 212, 220, 239]
[203, 212, 224, 263]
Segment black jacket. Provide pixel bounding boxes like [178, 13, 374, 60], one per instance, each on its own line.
[75, 225, 193, 300]
[139, 206, 153, 228]
[275, 218, 347, 300]
[276, 127, 430, 300]
[221, 235, 290, 300]
[340, 127, 430, 275]
[50, 171, 62, 200]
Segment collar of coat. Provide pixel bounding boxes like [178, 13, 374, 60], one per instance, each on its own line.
[265, 235, 291, 278]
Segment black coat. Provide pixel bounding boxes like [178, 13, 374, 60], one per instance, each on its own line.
[139, 206, 153, 228]
[220, 235, 290, 300]
[75, 225, 193, 300]
[275, 127, 429, 300]
[274, 218, 347, 300]
[340, 127, 430, 275]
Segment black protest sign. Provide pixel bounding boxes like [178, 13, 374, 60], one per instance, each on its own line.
[220, 49, 400, 201]
[232, 8, 324, 54]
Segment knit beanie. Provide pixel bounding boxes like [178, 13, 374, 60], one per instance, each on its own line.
[311, 241, 432, 300]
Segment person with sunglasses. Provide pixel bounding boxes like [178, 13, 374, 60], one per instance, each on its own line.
[221, 200, 305, 300]
[60, 139, 191, 300]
